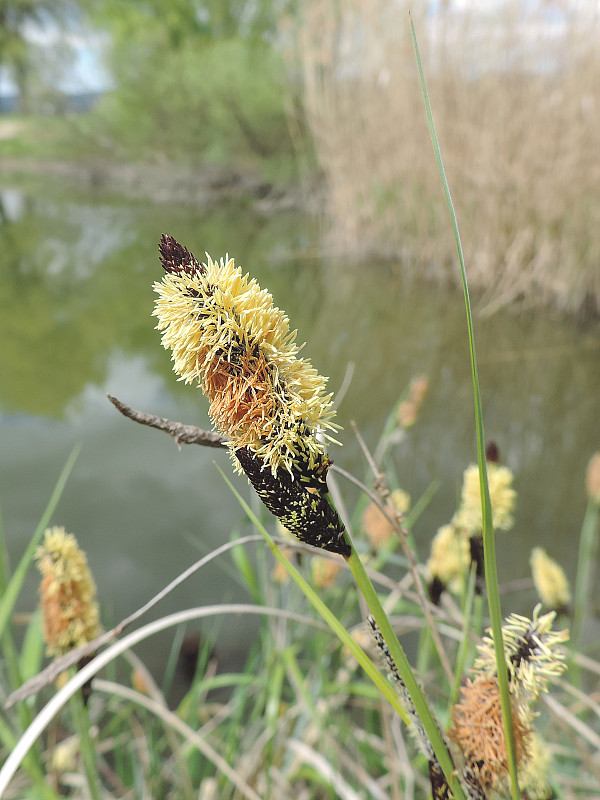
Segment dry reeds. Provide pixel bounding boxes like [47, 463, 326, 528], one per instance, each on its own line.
[294, 0, 600, 316]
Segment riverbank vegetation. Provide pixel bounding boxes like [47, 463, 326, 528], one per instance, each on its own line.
[295, 0, 600, 317]
[2, 2, 600, 315]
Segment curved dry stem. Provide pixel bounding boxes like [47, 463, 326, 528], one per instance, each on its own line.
[107, 394, 227, 448]
[6, 535, 269, 707]
[94, 679, 262, 800]
[0, 604, 330, 796]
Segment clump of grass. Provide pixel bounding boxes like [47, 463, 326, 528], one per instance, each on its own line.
[293, 0, 600, 317]
[1, 406, 597, 798]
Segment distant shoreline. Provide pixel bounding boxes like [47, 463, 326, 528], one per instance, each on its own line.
[0, 156, 311, 213]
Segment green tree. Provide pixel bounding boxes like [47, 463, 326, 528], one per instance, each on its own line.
[86, 0, 302, 171]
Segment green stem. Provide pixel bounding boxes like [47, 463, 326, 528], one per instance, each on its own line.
[572, 498, 599, 650]
[0, 712, 58, 800]
[345, 543, 466, 800]
[69, 689, 102, 800]
[409, 14, 519, 799]
[216, 467, 411, 725]
[448, 567, 476, 714]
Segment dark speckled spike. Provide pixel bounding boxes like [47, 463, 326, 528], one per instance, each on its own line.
[428, 762, 451, 800]
[236, 447, 350, 557]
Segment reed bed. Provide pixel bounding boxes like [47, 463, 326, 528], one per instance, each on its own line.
[294, 0, 600, 316]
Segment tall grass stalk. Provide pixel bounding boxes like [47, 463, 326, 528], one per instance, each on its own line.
[410, 14, 519, 799]
[216, 467, 411, 727]
[345, 547, 465, 798]
[447, 567, 476, 713]
[69, 690, 102, 800]
[572, 498, 600, 651]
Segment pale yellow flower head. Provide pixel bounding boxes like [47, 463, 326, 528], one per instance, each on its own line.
[35, 526, 100, 657]
[517, 733, 552, 800]
[427, 523, 470, 595]
[397, 374, 429, 428]
[51, 736, 80, 773]
[530, 547, 571, 612]
[474, 605, 569, 709]
[453, 462, 516, 534]
[153, 236, 337, 478]
[153, 236, 349, 557]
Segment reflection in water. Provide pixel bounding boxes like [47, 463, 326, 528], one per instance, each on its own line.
[1, 177, 599, 679]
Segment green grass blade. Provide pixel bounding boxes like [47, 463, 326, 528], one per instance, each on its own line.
[19, 609, 44, 683]
[0, 445, 80, 642]
[0, 499, 10, 591]
[572, 498, 599, 649]
[409, 14, 519, 799]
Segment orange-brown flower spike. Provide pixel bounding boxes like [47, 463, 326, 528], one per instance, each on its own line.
[154, 235, 350, 556]
[450, 676, 531, 795]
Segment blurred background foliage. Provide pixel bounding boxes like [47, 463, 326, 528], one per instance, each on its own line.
[85, 0, 302, 172]
[2, 0, 600, 314]
[0, 0, 307, 177]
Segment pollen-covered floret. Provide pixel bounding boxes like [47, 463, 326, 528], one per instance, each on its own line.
[453, 462, 516, 534]
[426, 524, 470, 595]
[153, 236, 338, 479]
[473, 604, 569, 708]
[35, 526, 100, 657]
[153, 235, 349, 557]
[530, 547, 571, 612]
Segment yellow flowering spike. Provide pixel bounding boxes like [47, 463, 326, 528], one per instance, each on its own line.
[35, 527, 100, 658]
[530, 547, 571, 613]
[517, 733, 553, 800]
[453, 462, 516, 534]
[154, 235, 336, 475]
[473, 605, 569, 707]
[426, 523, 470, 599]
[397, 374, 429, 428]
[153, 235, 349, 556]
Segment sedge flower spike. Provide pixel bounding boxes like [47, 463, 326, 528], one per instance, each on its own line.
[153, 235, 349, 556]
[530, 547, 571, 613]
[473, 604, 569, 709]
[35, 527, 100, 657]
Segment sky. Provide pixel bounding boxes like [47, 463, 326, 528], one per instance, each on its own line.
[0, 14, 112, 98]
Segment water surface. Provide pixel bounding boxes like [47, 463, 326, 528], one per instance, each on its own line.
[1, 176, 598, 679]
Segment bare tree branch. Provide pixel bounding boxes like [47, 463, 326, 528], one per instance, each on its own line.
[107, 394, 227, 448]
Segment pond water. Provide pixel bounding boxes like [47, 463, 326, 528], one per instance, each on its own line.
[1, 176, 599, 684]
